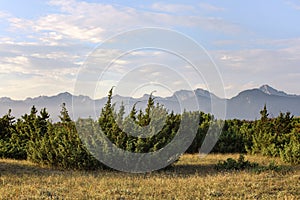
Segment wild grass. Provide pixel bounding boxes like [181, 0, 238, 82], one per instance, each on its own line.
[0, 154, 299, 199]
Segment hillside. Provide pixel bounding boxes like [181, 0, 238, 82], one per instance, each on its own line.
[0, 85, 299, 120]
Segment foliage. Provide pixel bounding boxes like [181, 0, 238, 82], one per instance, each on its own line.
[26, 105, 103, 170]
[0, 154, 298, 199]
[0, 109, 18, 158]
[242, 105, 300, 164]
[0, 89, 299, 169]
[215, 154, 286, 172]
[212, 119, 246, 153]
[249, 105, 294, 157]
[215, 154, 259, 171]
[98, 88, 180, 154]
[280, 119, 300, 164]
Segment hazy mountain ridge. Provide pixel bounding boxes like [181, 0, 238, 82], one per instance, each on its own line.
[1, 85, 299, 121]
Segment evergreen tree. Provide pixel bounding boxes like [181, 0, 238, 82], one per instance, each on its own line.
[260, 104, 269, 122]
[59, 103, 72, 123]
[99, 87, 115, 140]
[0, 109, 17, 158]
[0, 109, 15, 140]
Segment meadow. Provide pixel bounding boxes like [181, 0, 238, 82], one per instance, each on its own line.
[1, 96, 299, 199]
[0, 154, 299, 199]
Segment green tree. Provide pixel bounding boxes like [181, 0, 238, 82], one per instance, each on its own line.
[251, 105, 295, 157]
[99, 87, 115, 141]
[59, 103, 72, 123]
[280, 118, 300, 164]
[0, 109, 17, 158]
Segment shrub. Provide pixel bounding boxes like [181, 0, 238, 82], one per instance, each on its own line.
[280, 132, 300, 165]
[215, 154, 288, 173]
[215, 154, 258, 171]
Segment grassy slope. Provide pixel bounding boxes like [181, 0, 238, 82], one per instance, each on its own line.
[0, 154, 299, 199]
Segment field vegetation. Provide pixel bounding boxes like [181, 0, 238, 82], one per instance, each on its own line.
[0, 88, 299, 199]
[0, 154, 299, 199]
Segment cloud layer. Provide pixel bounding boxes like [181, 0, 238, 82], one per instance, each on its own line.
[0, 0, 299, 100]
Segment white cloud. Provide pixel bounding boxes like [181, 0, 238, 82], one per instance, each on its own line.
[194, 83, 208, 90]
[220, 55, 244, 62]
[4, 56, 29, 66]
[48, 0, 76, 12]
[199, 3, 226, 12]
[113, 60, 129, 65]
[37, 31, 63, 46]
[8, 17, 33, 31]
[173, 80, 183, 86]
[0, 72, 75, 100]
[0, 11, 11, 19]
[2, 0, 298, 99]
[34, 14, 105, 43]
[210, 41, 300, 97]
[218, 50, 280, 71]
[151, 3, 195, 13]
[285, 0, 300, 10]
[0, 40, 88, 99]
[5, 0, 240, 46]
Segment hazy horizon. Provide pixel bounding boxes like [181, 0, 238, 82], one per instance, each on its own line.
[1, 84, 299, 101]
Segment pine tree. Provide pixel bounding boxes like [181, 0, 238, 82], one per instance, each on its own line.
[0, 109, 15, 140]
[59, 103, 72, 123]
[26, 107, 50, 163]
[116, 101, 125, 127]
[260, 104, 269, 122]
[130, 101, 140, 121]
[0, 109, 17, 158]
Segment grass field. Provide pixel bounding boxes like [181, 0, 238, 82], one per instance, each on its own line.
[0, 154, 299, 199]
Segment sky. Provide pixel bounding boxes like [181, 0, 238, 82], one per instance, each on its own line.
[0, 0, 300, 100]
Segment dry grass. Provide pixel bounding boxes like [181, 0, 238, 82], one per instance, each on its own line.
[0, 154, 299, 199]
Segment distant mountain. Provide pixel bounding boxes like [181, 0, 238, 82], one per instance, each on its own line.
[227, 85, 300, 119]
[0, 85, 299, 121]
[259, 84, 289, 97]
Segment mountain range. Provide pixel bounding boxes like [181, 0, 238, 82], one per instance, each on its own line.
[0, 85, 299, 121]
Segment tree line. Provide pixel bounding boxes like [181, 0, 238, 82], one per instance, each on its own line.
[0, 88, 299, 170]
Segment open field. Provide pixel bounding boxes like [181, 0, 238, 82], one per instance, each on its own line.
[0, 154, 299, 199]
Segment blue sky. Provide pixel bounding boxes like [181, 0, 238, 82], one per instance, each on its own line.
[0, 0, 300, 99]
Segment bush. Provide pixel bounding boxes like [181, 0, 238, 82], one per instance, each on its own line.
[215, 154, 259, 171]
[280, 132, 300, 165]
[214, 154, 287, 173]
[212, 120, 246, 153]
[1, 95, 299, 170]
[27, 121, 104, 170]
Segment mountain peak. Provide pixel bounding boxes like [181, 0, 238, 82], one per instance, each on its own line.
[0, 86, 300, 121]
[57, 92, 72, 97]
[0, 97, 13, 103]
[258, 85, 288, 97]
[194, 88, 213, 98]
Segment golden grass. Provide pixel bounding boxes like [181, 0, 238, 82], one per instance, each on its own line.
[0, 154, 299, 199]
